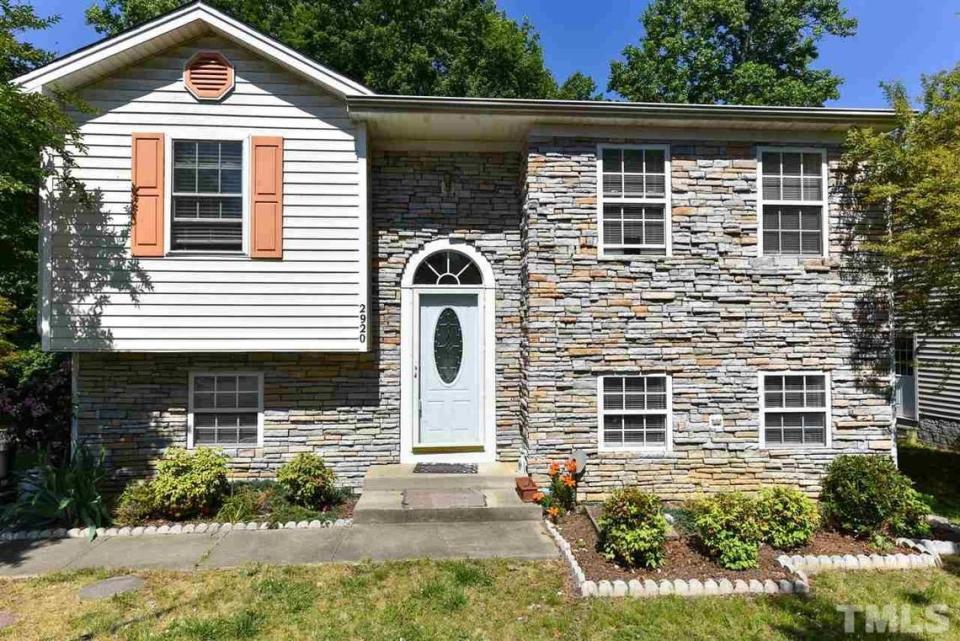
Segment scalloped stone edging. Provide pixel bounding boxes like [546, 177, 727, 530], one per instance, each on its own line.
[543, 520, 808, 599]
[0, 518, 353, 541]
[910, 538, 960, 557]
[775, 539, 940, 576]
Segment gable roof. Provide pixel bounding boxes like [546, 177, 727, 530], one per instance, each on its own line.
[14, 0, 373, 98]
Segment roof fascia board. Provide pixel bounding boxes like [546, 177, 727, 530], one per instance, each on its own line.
[15, 2, 372, 98]
[348, 95, 897, 129]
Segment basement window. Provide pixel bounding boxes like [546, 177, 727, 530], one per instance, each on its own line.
[188, 373, 262, 448]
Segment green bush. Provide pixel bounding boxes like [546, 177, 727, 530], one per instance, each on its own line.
[755, 486, 819, 550]
[152, 448, 229, 519]
[114, 480, 157, 526]
[821, 455, 931, 539]
[1, 445, 110, 535]
[689, 492, 762, 570]
[276, 453, 336, 508]
[597, 488, 668, 569]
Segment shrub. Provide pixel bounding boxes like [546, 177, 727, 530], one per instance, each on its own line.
[216, 483, 274, 523]
[689, 492, 762, 570]
[755, 486, 819, 550]
[276, 453, 337, 509]
[597, 488, 668, 569]
[113, 480, 157, 526]
[1, 444, 110, 534]
[152, 447, 228, 519]
[821, 455, 931, 539]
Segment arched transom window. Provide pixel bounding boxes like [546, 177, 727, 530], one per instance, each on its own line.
[413, 250, 483, 286]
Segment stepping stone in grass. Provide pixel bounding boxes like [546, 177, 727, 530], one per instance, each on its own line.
[78, 575, 145, 601]
[0, 612, 16, 629]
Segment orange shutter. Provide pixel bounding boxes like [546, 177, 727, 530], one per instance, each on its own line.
[250, 136, 284, 259]
[130, 133, 165, 257]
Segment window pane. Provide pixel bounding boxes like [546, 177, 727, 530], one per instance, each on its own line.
[801, 208, 821, 230]
[623, 173, 645, 196]
[602, 148, 621, 172]
[765, 391, 783, 408]
[802, 177, 822, 200]
[781, 209, 800, 230]
[780, 231, 801, 254]
[237, 392, 259, 408]
[645, 149, 665, 174]
[217, 376, 237, 392]
[174, 167, 196, 193]
[194, 392, 214, 409]
[762, 176, 781, 200]
[238, 375, 259, 392]
[623, 149, 644, 173]
[802, 153, 822, 175]
[761, 152, 780, 177]
[602, 173, 622, 195]
[763, 230, 780, 253]
[782, 153, 802, 176]
[645, 173, 665, 197]
[644, 221, 665, 245]
[801, 232, 822, 255]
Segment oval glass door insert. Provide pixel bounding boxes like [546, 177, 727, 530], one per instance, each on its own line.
[434, 307, 463, 384]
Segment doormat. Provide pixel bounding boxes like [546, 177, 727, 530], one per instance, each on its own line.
[413, 463, 478, 474]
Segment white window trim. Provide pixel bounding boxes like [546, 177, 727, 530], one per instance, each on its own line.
[597, 374, 674, 452]
[756, 146, 829, 259]
[758, 370, 832, 449]
[164, 132, 250, 257]
[187, 371, 264, 449]
[596, 143, 672, 258]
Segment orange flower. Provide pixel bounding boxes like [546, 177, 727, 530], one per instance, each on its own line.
[532, 492, 545, 503]
[547, 506, 560, 519]
[565, 459, 578, 473]
[547, 462, 561, 477]
[562, 476, 576, 488]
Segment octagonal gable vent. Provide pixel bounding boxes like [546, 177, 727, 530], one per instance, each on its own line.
[184, 51, 235, 101]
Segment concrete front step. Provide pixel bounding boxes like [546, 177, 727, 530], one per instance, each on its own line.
[353, 489, 542, 524]
[362, 463, 519, 491]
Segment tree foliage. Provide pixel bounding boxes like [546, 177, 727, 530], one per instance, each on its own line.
[839, 69, 960, 338]
[86, 0, 595, 99]
[0, 1, 80, 450]
[609, 0, 856, 106]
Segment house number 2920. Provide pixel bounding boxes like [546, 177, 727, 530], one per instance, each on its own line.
[358, 304, 367, 344]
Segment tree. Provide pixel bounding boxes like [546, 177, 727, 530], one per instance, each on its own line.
[87, 0, 590, 99]
[609, 0, 856, 106]
[0, 0, 80, 452]
[839, 69, 960, 340]
[555, 71, 602, 101]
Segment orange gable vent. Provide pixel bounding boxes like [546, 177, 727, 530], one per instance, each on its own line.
[183, 51, 235, 101]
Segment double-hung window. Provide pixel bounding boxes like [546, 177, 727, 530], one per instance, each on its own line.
[599, 375, 672, 450]
[172, 140, 243, 252]
[189, 373, 262, 447]
[760, 372, 830, 447]
[759, 148, 827, 256]
[598, 145, 670, 256]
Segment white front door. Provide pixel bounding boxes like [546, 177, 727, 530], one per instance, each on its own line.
[418, 293, 481, 446]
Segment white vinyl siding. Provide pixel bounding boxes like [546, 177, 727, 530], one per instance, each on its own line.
[758, 148, 828, 257]
[760, 372, 831, 447]
[44, 35, 367, 351]
[916, 334, 960, 422]
[188, 372, 262, 447]
[597, 144, 671, 256]
[598, 375, 673, 451]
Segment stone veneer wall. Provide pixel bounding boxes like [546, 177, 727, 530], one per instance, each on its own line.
[75, 149, 525, 489]
[916, 416, 960, 451]
[522, 136, 894, 501]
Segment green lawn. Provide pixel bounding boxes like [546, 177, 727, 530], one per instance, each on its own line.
[899, 443, 960, 524]
[3, 558, 960, 640]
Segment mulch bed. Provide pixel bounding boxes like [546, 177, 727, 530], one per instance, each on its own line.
[930, 522, 960, 542]
[557, 512, 792, 583]
[786, 530, 917, 557]
[557, 511, 923, 584]
[129, 497, 357, 529]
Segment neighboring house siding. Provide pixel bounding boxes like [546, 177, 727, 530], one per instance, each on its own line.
[523, 136, 893, 500]
[916, 334, 960, 449]
[75, 149, 524, 486]
[47, 35, 367, 351]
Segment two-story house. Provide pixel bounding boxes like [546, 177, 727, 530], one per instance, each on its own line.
[17, 3, 898, 498]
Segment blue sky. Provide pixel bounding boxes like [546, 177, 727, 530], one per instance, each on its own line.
[23, 0, 960, 107]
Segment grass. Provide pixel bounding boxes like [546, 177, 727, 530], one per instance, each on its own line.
[899, 443, 960, 524]
[3, 559, 960, 640]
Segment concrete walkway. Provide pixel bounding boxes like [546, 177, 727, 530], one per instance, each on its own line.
[0, 521, 557, 578]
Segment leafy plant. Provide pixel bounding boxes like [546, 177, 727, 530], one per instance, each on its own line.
[689, 492, 762, 570]
[535, 459, 578, 520]
[755, 486, 819, 550]
[597, 488, 668, 569]
[820, 455, 931, 539]
[1, 444, 110, 535]
[113, 480, 157, 526]
[276, 453, 337, 509]
[152, 447, 228, 519]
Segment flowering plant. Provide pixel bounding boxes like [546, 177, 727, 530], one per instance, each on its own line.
[537, 458, 579, 520]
